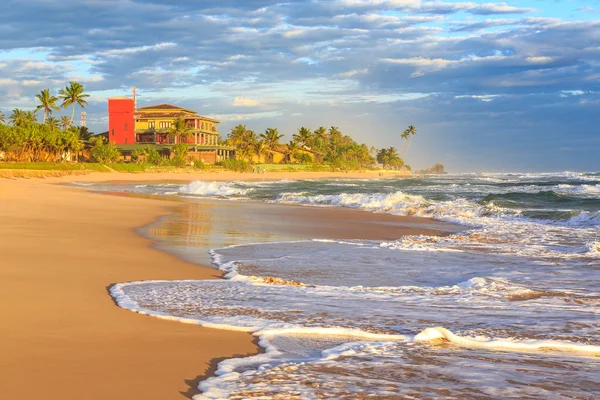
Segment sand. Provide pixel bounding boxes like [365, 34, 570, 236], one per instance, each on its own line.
[0, 172, 458, 399]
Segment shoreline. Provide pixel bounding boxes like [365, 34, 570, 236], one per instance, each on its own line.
[0, 169, 412, 182]
[0, 175, 459, 399]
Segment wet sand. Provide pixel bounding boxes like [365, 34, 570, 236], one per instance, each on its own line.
[0, 174, 458, 399]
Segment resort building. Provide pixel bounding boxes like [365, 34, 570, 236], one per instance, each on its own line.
[107, 97, 235, 164]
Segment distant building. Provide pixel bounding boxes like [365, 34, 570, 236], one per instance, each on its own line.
[107, 98, 235, 164]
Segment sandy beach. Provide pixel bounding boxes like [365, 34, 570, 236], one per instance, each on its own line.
[0, 172, 457, 399]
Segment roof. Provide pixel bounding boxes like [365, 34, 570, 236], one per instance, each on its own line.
[135, 109, 220, 123]
[137, 104, 195, 112]
[108, 96, 133, 100]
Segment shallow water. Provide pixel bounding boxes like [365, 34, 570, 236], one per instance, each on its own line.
[98, 172, 600, 399]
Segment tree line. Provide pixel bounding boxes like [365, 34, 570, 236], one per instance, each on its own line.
[225, 124, 416, 170]
[0, 82, 92, 162]
[226, 125, 375, 169]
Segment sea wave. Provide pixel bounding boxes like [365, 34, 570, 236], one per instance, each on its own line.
[415, 327, 600, 354]
[179, 181, 251, 197]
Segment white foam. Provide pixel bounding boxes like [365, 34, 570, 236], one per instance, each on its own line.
[179, 181, 251, 197]
[414, 327, 600, 355]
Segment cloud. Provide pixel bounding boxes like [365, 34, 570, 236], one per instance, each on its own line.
[0, 0, 597, 171]
[576, 6, 598, 14]
[233, 97, 261, 106]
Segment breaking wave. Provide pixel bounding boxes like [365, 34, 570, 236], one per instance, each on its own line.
[179, 181, 252, 197]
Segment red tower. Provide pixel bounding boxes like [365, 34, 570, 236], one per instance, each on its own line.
[108, 97, 135, 145]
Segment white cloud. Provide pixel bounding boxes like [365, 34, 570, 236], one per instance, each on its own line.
[233, 97, 261, 106]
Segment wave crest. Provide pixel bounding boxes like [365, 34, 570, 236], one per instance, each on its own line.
[180, 181, 250, 197]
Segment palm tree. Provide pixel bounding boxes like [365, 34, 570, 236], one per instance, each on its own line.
[9, 109, 26, 126]
[401, 125, 417, 159]
[46, 116, 60, 129]
[227, 124, 258, 161]
[24, 110, 38, 125]
[287, 140, 299, 163]
[60, 116, 71, 131]
[376, 147, 404, 170]
[293, 127, 313, 149]
[59, 81, 90, 124]
[260, 128, 284, 162]
[169, 117, 192, 144]
[314, 127, 327, 142]
[254, 140, 266, 163]
[35, 89, 60, 123]
[0, 110, 5, 124]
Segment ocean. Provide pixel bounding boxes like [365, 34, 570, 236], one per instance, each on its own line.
[90, 172, 599, 399]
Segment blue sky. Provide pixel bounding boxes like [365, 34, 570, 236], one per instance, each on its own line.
[0, 0, 599, 172]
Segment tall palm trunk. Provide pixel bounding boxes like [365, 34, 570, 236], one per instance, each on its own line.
[403, 135, 414, 159]
[71, 104, 75, 125]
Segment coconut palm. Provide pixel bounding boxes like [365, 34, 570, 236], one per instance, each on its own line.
[293, 127, 313, 149]
[169, 116, 192, 144]
[260, 128, 284, 162]
[35, 89, 60, 123]
[0, 110, 5, 124]
[59, 81, 90, 124]
[254, 140, 266, 163]
[287, 140, 299, 163]
[46, 116, 60, 129]
[60, 116, 71, 131]
[24, 110, 38, 125]
[401, 125, 417, 158]
[376, 147, 403, 170]
[227, 124, 258, 161]
[9, 109, 27, 126]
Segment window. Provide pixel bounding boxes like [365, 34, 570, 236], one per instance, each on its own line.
[149, 121, 155, 129]
[159, 121, 172, 129]
[125, 123, 128, 131]
[111, 129, 114, 136]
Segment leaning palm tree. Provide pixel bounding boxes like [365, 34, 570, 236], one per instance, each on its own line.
[401, 125, 417, 159]
[59, 81, 90, 124]
[46, 116, 60, 129]
[60, 116, 71, 131]
[35, 89, 60, 123]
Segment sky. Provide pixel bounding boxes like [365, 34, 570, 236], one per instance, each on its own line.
[0, 0, 599, 172]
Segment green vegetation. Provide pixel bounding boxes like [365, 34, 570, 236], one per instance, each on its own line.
[376, 147, 404, 170]
[90, 137, 120, 164]
[225, 125, 378, 170]
[131, 145, 166, 166]
[0, 123, 83, 162]
[0, 162, 111, 172]
[219, 158, 251, 172]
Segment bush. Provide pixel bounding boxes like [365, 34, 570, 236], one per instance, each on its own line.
[90, 141, 120, 164]
[173, 143, 188, 157]
[193, 159, 207, 170]
[169, 155, 187, 168]
[220, 158, 251, 172]
[295, 153, 313, 164]
[131, 145, 163, 166]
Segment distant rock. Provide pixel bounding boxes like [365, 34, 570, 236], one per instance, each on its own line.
[416, 163, 446, 175]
